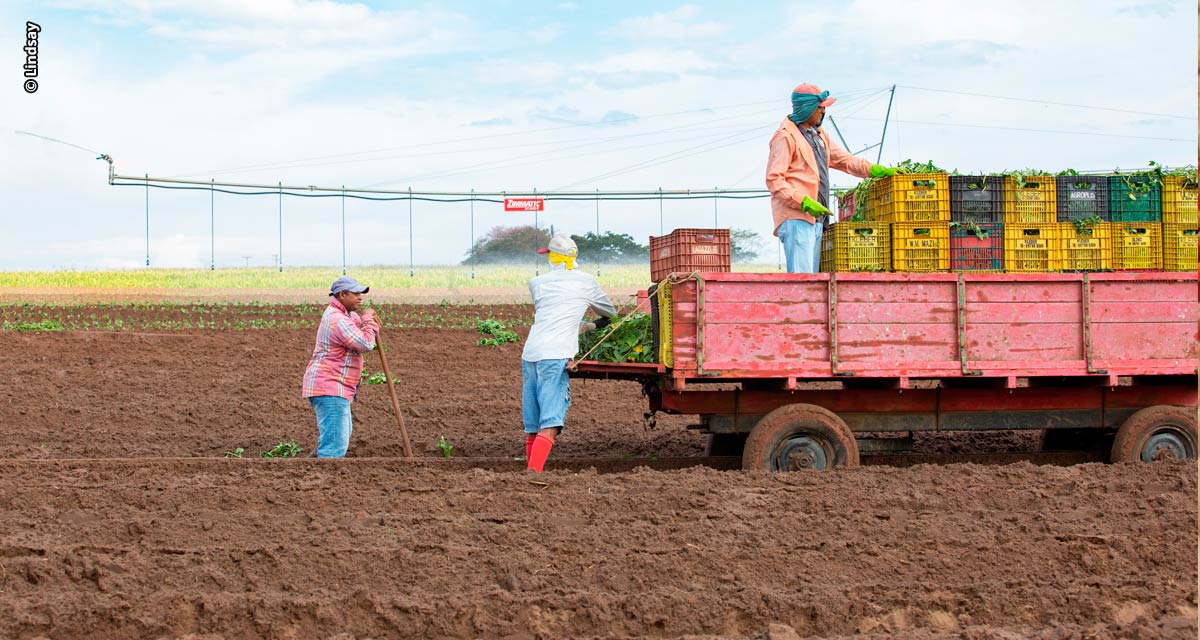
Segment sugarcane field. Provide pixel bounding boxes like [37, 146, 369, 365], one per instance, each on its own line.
[5, 2, 1198, 639]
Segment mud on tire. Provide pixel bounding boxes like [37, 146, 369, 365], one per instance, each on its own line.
[1111, 405, 1198, 463]
[742, 404, 859, 471]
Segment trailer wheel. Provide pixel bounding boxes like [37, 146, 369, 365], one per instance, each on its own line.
[742, 404, 859, 471]
[1111, 405, 1197, 463]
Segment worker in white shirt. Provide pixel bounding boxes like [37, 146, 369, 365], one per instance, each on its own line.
[521, 234, 616, 473]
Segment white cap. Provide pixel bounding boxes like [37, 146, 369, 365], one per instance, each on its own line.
[538, 234, 578, 256]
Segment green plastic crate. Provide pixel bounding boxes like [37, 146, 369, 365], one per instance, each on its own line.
[1108, 175, 1162, 222]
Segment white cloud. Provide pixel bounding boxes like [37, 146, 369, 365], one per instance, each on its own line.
[578, 49, 723, 75]
[612, 5, 728, 41]
[56, 0, 472, 54]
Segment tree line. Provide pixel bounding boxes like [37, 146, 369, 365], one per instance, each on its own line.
[464, 226, 764, 264]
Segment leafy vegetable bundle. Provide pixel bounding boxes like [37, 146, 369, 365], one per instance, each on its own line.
[577, 312, 655, 363]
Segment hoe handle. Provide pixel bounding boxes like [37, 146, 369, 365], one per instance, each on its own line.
[375, 331, 414, 458]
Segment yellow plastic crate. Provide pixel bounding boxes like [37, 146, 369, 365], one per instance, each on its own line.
[1057, 221, 1112, 271]
[1003, 176, 1057, 223]
[1162, 222, 1198, 272]
[1004, 223, 1061, 272]
[1111, 223, 1163, 271]
[891, 222, 950, 272]
[820, 222, 891, 272]
[1162, 175, 1198, 224]
[870, 173, 950, 222]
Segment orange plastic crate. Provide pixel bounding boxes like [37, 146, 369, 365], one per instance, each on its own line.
[649, 228, 731, 281]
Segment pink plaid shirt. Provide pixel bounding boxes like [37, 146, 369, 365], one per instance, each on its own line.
[301, 298, 380, 400]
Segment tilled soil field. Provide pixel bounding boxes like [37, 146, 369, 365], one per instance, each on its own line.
[0, 303, 1195, 639]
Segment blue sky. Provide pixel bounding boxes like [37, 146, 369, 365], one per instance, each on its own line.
[1, 0, 1196, 269]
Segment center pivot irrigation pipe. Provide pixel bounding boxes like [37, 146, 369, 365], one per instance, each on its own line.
[374, 330, 414, 458]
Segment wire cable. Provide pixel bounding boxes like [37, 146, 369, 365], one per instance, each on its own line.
[898, 85, 1193, 120]
[164, 87, 891, 179]
[837, 116, 1196, 143]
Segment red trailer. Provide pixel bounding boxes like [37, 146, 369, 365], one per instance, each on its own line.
[571, 272, 1198, 471]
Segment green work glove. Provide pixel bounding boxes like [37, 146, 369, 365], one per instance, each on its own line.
[800, 196, 831, 217]
[869, 164, 899, 178]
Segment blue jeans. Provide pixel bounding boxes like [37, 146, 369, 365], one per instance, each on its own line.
[778, 218, 822, 273]
[309, 396, 352, 458]
[521, 358, 571, 433]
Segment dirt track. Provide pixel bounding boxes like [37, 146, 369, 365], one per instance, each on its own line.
[0, 307, 1195, 639]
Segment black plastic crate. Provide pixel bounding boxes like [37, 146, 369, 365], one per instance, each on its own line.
[1055, 175, 1109, 222]
[950, 175, 1003, 223]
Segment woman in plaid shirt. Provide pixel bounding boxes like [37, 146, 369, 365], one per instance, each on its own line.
[301, 276, 380, 457]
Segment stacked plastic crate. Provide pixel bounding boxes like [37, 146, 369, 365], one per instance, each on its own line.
[872, 173, 950, 272]
[949, 175, 1004, 272]
[1055, 175, 1112, 271]
[1002, 176, 1059, 272]
[821, 189, 890, 272]
[1161, 175, 1198, 271]
[1108, 175, 1162, 271]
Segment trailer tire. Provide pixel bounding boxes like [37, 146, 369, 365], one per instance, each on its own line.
[742, 404, 859, 471]
[1111, 405, 1197, 463]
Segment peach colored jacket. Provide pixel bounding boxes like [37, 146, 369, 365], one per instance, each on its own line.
[765, 118, 872, 235]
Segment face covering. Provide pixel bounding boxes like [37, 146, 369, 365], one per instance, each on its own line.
[789, 90, 829, 127]
[548, 251, 576, 270]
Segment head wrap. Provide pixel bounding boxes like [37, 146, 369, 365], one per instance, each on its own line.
[789, 89, 830, 127]
[547, 251, 576, 270]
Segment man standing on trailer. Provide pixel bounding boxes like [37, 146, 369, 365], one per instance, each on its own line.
[302, 276, 380, 458]
[522, 234, 616, 473]
[766, 83, 899, 273]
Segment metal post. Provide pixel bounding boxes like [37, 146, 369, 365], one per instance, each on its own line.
[341, 185, 346, 275]
[277, 182, 282, 272]
[534, 187, 539, 276]
[827, 115, 850, 150]
[877, 84, 897, 164]
[144, 173, 149, 267]
[595, 189, 601, 277]
[210, 178, 215, 271]
[713, 187, 719, 227]
[469, 188, 476, 279]
[658, 187, 663, 235]
[408, 187, 414, 277]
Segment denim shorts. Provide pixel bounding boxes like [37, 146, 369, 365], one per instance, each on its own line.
[521, 358, 571, 433]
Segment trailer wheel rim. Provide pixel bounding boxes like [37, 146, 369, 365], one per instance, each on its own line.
[1141, 428, 1194, 462]
[774, 436, 830, 471]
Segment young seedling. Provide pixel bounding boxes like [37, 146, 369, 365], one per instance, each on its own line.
[476, 318, 519, 347]
[260, 440, 303, 459]
[224, 447, 245, 458]
[437, 435, 454, 458]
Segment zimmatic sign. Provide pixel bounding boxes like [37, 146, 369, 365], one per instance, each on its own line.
[504, 198, 544, 212]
